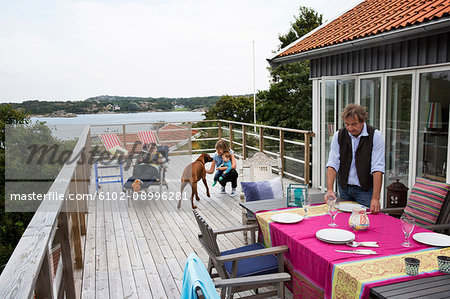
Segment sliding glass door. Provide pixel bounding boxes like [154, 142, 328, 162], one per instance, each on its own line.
[385, 74, 412, 189]
[416, 70, 450, 182]
[321, 79, 355, 189]
[360, 77, 381, 129]
[337, 79, 356, 126]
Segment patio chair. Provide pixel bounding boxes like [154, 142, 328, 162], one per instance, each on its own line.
[99, 133, 129, 155]
[138, 130, 160, 147]
[137, 129, 169, 163]
[95, 134, 128, 190]
[380, 178, 450, 234]
[239, 152, 283, 244]
[193, 210, 290, 299]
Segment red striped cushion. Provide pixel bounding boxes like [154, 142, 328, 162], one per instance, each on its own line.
[100, 134, 121, 150]
[404, 178, 450, 225]
[138, 131, 158, 145]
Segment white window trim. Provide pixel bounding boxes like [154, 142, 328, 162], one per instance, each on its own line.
[315, 64, 450, 196]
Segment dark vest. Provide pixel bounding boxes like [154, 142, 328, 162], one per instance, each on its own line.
[337, 125, 376, 192]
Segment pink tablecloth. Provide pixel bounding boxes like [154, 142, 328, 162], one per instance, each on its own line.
[256, 205, 450, 299]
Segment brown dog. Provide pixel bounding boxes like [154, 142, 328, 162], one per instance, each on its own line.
[178, 153, 213, 209]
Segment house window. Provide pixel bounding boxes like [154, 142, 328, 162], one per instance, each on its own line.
[360, 78, 381, 129]
[416, 70, 450, 182]
[385, 74, 412, 188]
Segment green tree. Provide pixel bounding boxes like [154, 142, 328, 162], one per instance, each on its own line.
[0, 105, 30, 272]
[278, 7, 323, 50]
[203, 95, 254, 123]
[0, 105, 76, 273]
[258, 6, 322, 131]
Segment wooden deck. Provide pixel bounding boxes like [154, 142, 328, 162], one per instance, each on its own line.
[78, 154, 306, 298]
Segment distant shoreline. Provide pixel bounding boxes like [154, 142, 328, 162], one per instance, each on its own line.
[32, 108, 206, 118]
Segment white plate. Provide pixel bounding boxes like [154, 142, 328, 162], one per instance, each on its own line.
[270, 213, 304, 224]
[316, 235, 354, 244]
[338, 202, 366, 212]
[412, 232, 450, 247]
[316, 228, 356, 244]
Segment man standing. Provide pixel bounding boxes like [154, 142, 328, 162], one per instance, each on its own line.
[324, 104, 385, 214]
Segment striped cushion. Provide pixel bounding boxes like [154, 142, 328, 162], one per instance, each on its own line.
[138, 131, 158, 145]
[404, 178, 450, 225]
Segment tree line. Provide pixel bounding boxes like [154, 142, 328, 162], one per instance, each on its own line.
[7, 95, 226, 116]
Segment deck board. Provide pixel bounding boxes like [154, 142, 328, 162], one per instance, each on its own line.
[80, 154, 302, 298]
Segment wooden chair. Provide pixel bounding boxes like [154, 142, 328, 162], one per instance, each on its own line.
[239, 152, 282, 244]
[193, 210, 291, 299]
[381, 187, 450, 234]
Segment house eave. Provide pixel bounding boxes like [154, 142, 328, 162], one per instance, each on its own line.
[268, 17, 450, 68]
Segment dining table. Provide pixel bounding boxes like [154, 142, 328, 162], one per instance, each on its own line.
[255, 203, 450, 299]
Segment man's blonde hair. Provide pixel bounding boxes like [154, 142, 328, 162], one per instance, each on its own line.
[341, 104, 368, 123]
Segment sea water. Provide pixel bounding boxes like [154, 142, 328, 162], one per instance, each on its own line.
[31, 111, 205, 140]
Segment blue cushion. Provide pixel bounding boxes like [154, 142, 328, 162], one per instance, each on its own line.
[222, 243, 279, 277]
[241, 177, 283, 202]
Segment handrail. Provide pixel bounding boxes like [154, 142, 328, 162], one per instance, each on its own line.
[0, 125, 91, 298]
[217, 119, 315, 135]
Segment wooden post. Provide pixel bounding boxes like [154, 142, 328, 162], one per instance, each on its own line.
[218, 121, 222, 140]
[57, 211, 76, 299]
[122, 124, 127, 151]
[86, 130, 92, 180]
[188, 122, 192, 155]
[279, 130, 284, 177]
[34, 247, 54, 299]
[304, 133, 311, 186]
[69, 178, 83, 269]
[242, 125, 247, 160]
[259, 127, 264, 152]
[76, 164, 86, 236]
[229, 123, 233, 150]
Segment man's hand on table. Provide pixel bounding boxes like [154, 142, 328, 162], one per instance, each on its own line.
[324, 191, 336, 203]
[370, 196, 380, 214]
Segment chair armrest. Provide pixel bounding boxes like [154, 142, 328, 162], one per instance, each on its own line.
[214, 273, 291, 288]
[423, 223, 450, 231]
[216, 245, 289, 263]
[380, 207, 405, 214]
[214, 224, 258, 235]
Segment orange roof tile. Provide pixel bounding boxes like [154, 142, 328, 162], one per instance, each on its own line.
[277, 0, 450, 58]
[159, 124, 198, 148]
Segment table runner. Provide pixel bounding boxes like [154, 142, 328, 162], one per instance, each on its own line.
[256, 205, 450, 298]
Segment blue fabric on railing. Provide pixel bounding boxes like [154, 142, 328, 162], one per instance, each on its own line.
[181, 253, 219, 299]
[241, 176, 283, 202]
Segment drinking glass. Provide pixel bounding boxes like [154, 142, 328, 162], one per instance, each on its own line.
[302, 189, 312, 219]
[327, 198, 339, 227]
[401, 215, 415, 247]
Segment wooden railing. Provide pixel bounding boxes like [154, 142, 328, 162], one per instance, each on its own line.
[90, 119, 315, 184]
[0, 126, 91, 299]
[215, 120, 315, 185]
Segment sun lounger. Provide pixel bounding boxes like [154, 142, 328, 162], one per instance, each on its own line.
[100, 133, 128, 155]
[137, 131, 160, 147]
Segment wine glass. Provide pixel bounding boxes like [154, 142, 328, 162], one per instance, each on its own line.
[302, 189, 311, 219]
[401, 215, 415, 247]
[327, 198, 339, 227]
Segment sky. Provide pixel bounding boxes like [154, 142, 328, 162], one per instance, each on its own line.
[0, 0, 362, 103]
